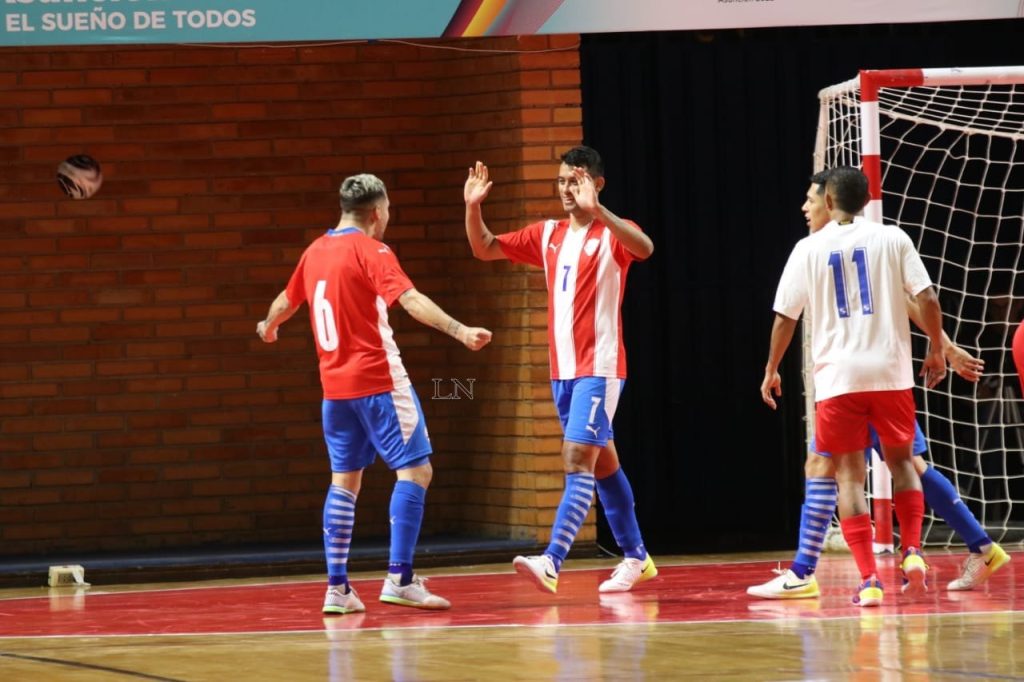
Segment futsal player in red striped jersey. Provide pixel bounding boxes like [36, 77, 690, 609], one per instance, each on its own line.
[464, 146, 657, 594]
[259, 174, 491, 615]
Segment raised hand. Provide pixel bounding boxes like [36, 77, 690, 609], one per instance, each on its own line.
[568, 167, 599, 213]
[464, 161, 493, 206]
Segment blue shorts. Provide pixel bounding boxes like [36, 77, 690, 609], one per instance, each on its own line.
[811, 420, 927, 459]
[551, 377, 624, 447]
[322, 386, 431, 473]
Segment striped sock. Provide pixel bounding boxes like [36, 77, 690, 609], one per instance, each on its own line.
[790, 477, 838, 578]
[323, 484, 357, 588]
[545, 472, 596, 572]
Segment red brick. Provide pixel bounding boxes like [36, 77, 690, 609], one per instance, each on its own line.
[85, 69, 149, 86]
[30, 363, 94, 380]
[34, 469, 96, 486]
[96, 431, 161, 449]
[128, 413, 187, 430]
[52, 89, 114, 105]
[64, 414, 126, 431]
[21, 71, 86, 87]
[22, 108, 83, 126]
[126, 377, 183, 393]
[95, 360, 157, 377]
[121, 305, 183, 322]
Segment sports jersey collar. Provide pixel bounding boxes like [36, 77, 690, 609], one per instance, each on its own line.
[326, 226, 363, 237]
[567, 218, 596, 232]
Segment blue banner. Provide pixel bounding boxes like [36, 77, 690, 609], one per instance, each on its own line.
[1, 0, 462, 46]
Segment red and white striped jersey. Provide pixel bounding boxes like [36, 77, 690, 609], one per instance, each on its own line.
[286, 227, 414, 399]
[497, 218, 641, 380]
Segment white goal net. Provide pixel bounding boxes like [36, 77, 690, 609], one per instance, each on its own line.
[814, 67, 1024, 548]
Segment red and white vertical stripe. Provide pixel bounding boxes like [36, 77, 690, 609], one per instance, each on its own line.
[541, 220, 629, 380]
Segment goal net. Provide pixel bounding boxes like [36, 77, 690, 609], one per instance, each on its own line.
[813, 67, 1024, 550]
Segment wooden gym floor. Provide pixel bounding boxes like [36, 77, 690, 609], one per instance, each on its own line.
[0, 549, 1021, 681]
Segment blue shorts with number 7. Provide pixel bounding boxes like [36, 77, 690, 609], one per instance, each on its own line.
[551, 377, 625, 447]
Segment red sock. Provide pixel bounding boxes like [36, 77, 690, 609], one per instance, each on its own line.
[841, 513, 877, 580]
[894, 489, 925, 552]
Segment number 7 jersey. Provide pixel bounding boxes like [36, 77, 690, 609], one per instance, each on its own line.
[773, 217, 934, 402]
[497, 218, 641, 380]
[285, 227, 415, 399]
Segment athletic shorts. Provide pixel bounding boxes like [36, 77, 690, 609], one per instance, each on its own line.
[814, 388, 916, 455]
[550, 377, 624, 447]
[321, 385, 431, 473]
[811, 420, 927, 459]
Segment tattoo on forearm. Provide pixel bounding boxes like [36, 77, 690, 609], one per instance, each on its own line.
[446, 319, 462, 338]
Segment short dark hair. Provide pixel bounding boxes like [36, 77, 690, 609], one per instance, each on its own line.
[825, 166, 869, 213]
[339, 173, 387, 212]
[810, 169, 832, 194]
[560, 145, 604, 178]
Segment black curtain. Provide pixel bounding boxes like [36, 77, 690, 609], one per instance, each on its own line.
[581, 19, 1024, 553]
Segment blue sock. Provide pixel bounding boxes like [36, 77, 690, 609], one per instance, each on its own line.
[544, 472, 596, 572]
[920, 465, 991, 552]
[596, 468, 647, 561]
[324, 484, 357, 589]
[388, 480, 426, 585]
[790, 477, 837, 579]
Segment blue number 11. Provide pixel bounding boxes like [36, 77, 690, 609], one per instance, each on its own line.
[828, 248, 873, 318]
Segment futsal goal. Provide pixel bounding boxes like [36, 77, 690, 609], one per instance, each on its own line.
[812, 66, 1024, 551]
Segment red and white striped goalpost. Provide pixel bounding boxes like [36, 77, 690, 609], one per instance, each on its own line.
[815, 66, 1024, 553]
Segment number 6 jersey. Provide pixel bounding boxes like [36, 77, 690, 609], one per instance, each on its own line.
[285, 227, 415, 399]
[773, 217, 933, 401]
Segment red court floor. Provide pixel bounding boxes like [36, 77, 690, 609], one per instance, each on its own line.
[0, 550, 1019, 638]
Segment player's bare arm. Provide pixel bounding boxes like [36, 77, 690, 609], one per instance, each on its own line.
[905, 295, 983, 381]
[761, 313, 799, 410]
[570, 168, 654, 260]
[464, 161, 507, 261]
[912, 286, 948, 388]
[257, 290, 297, 343]
[399, 288, 493, 351]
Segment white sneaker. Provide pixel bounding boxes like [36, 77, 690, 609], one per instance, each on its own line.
[598, 555, 659, 593]
[513, 554, 559, 594]
[379, 574, 451, 610]
[746, 568, 820, 600]
[947, 543, 1011, 591]
[322, 585, 365, 615]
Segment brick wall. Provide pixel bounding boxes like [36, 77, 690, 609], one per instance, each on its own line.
[0, 35, 590, 557]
